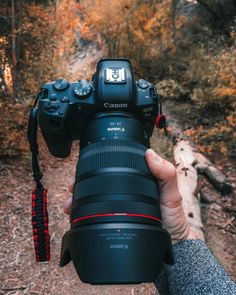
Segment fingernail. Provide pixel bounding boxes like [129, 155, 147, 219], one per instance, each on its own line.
[148, 149, 161, 162]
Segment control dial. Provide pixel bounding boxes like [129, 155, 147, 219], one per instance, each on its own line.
[54, 79, 69, 91]
[73, 79, 92, 98]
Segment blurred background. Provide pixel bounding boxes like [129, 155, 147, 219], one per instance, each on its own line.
[0, 0, 235, 294]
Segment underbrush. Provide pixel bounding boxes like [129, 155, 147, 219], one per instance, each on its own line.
[183, 111, 236, 160]
[0, 100, 30, 157]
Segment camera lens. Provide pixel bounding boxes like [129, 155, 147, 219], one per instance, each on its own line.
[60, 112, 172, 284]
[71, 112, 161, 224]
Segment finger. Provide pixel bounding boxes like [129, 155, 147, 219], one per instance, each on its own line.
[63, 197, 72, 215]
[145, 149, 176, 183]
[145, 149, 181, 206]
[67, 183, 74, 194]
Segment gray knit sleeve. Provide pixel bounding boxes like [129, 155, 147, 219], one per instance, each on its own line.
[155, 240, 236, 295]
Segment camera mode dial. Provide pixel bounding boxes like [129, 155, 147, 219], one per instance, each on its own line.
[53, 79, 69, 91]
[73, 80, 92, 98]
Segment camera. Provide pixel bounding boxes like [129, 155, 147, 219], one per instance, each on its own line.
[37, 59, 173, 284]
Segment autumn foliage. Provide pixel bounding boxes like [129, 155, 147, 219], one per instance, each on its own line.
[0, 0, 82, 157]
[0, 0, 236, 158]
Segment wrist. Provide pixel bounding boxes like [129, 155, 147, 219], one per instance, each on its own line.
[186, 228, 198, 240]
[161, 202, 198, 245]
[172, 225, 198, 245]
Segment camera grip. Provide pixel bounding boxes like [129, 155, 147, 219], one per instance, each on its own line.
[42, 132, 72, 158]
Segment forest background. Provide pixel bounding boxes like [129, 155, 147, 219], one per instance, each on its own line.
[0, 0, 236, 159]
[0, 0, 236, 294]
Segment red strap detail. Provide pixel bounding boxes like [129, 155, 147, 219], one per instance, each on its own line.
[155, 114, 166, 129]
[32, 188, 50, 262]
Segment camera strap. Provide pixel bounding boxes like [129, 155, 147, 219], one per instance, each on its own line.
[27, 95, 50, 262]
[155, 97, 166, 129]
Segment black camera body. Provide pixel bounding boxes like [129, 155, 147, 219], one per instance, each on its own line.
[37, 59, 173, 284]
[38, 59, 158, 158]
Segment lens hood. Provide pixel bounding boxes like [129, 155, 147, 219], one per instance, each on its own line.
[60, 222, 173, 284]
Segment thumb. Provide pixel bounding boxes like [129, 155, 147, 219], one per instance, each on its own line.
[145, 149, 176, 183]
[145, 149, 181, 206]
[63, 197, 72, 214]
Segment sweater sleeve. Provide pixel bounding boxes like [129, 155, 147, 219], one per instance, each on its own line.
[155, 239, 236, 295]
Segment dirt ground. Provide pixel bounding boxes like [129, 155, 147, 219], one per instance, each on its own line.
[199, 159, 236, 278]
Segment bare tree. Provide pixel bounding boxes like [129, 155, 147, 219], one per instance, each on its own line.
[0, 67, 10, 97]
[11, 0, 19, 101]
[171, 0, 178, 48]
[10, 0, 23, 102]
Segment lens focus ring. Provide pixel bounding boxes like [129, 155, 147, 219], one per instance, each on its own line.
[77, 140, 150, 177]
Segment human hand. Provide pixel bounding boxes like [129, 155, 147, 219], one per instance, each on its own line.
[63, 149, 197, 244]
[145, 149, 197, 244]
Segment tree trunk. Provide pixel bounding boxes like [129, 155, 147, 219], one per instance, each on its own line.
[11, 0, 17, 101]
[0, 67, 10, 97]
[15, 0, 22, 100]
[171, 0, 177, 48]
[11, 0, 21, 102]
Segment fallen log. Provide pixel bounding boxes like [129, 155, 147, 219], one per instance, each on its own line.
[165, 125, 232, 195]
[199, 188, 214, 204]
[193, 152, 232, 195]
[174, 140, 204, 240]
[163, 115, 232, 240]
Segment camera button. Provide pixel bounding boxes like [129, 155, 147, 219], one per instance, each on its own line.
[49, 96, 57, 101]
[46, 106, 59, 113]
[39, 88, 49, 99]
[138, 79, 149, 89]
[45, 102, 60, 113]
[60, 96, 69, 103]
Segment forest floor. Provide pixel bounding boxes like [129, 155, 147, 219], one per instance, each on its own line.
[0, 48, 235, 294]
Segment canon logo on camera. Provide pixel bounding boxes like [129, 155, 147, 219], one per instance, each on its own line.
[104, 103, 128, 108]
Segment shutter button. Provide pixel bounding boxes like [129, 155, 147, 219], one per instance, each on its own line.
[138, 79, 149, 89]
